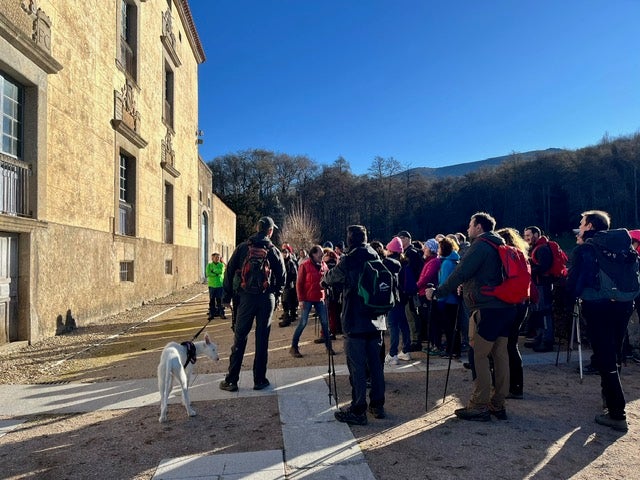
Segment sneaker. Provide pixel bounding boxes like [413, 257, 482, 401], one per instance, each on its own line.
[506, 392, 524, 400]
[397, 351, 412, 361]
[454, 407, 491, 422]
[490, 408, 508, 420]
[334, 407, 368, 425]
[384, 354, 399, 365]
[219, 380, 238, 392]
[253, 379, 270, 391]
[595, 413, 628, 432]
[289, 346, 303, 358]
[368, 405, 386, 419]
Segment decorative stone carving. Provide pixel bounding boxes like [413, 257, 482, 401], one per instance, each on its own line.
[161, 129, 180, 178]
[21, 0, 52, 54]
[111, 80, 147, 148]
[161, 9, 181, 67]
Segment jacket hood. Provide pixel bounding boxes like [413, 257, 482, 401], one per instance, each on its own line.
[587, 229, 632, 253]
[248, 233, 273, 248]
[442, 251, 461, 262]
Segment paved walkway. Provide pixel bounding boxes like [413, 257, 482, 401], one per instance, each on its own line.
[0, 348, 568, 479]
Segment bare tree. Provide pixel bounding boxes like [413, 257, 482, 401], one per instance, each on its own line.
[281, 199, 320, 251]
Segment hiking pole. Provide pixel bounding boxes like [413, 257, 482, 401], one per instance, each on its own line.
[327, 335, 338, 407]
[567, 300, 577, 364]
[575, 300, 584, 383]
[442, 301, 460, 404]
[425, 284, 434, 412]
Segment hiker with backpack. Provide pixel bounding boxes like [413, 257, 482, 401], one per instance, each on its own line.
[289, 244, 333, 358]
[523, 226, 568, 352]
[425, 212, 518, 421]
[397, 231, 425, 352]
[219, 216, 286, 393]
[322, 225, 388, 425]
[566, 210, 640, 432]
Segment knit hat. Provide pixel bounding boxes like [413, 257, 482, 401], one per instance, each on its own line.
[425, 238, 439, 253]
[386, 237, 404, 254]
[323, 241, 334, 249]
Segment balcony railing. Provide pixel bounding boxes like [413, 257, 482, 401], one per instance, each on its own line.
[0, 156, 31, 217]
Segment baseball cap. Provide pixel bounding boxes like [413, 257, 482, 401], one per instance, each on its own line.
[258, 216, 278, 231]
[397, 230, 411, 239]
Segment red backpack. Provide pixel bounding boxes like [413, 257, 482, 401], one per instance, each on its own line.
[478, 238, 531, 304]
[532, 238, 568, 278]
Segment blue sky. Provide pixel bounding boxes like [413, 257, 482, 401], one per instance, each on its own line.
[189, 1, 640, 175]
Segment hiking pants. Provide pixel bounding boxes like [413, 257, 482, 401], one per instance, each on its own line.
[225, 291, 275, 385]
[344, 332, 385, 414]
[581, 299, 633, 419]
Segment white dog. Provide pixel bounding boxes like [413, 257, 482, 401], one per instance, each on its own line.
[158, 332, 219, 423]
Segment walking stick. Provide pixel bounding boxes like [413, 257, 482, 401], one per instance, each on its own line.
[425, 284, 434, 412]
[574, 300, 584, 383]
[327, 334, 338, 407]
[442, 301, 460, 404]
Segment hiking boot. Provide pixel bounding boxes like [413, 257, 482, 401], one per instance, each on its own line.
[490, 408, 508, 420]
[408, 342, 422, 352]
[595, 413, 628, 432]
[253, 379, 270, 391]
[454, 407, 491, 422]
[219, 380, 238, 392]
[314, 337, 326, 344]
[278, 320, 291, 327]
[384, 354, 399, 365]
[397, 351, 412, 361]
[506, 392, 524, 400]
[368, 405, 386, 419]
[289, 346, 303, 358]
[334, 407, 368, 425]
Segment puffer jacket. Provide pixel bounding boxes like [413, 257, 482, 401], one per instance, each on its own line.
[435, 231, 511, 310]
[296, 258, 328, 302]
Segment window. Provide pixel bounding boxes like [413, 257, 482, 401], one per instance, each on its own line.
[187, 195, 192, 229]
[119, 261, 134, 282]
[118, 152, 136, 235]
[1, 73, 22, 158]
[163, 62, 174, 128]
[165, 259, 173, 275]
[164, 182, 173, 243]
[119, 0, 138, 80]
[1, 73, 29, 216]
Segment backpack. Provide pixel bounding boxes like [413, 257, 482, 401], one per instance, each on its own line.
[532, 239, 568, 278]
[357, 258, 395, 317]
[582, 229, 640, 302]
[478, 238, 531, 304]
[240, 242, 272, 294]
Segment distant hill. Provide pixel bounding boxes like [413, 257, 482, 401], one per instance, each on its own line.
[403, 148, 564, 179]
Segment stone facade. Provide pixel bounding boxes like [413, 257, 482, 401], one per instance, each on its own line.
[0, 0, 235, 343]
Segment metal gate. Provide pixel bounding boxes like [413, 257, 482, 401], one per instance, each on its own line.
[0, 233, 18, 343]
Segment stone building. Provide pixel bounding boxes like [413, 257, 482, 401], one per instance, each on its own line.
[0, 0, 235, 344]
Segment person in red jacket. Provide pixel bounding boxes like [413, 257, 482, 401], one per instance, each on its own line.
[289, 245, 333, 357]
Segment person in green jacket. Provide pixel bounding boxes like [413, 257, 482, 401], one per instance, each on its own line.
[206, 253, 226, 319]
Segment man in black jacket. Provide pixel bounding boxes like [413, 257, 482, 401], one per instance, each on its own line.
[566, 210, 638, 432]
[397, 230, 425, 351]
[323, 225, 386, 425]
[219, 216, 286, 392]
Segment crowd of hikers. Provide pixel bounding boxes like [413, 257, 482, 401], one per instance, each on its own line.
[209, 211, 640, 432]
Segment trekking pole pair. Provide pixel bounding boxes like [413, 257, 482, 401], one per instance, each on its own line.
[442, 301, 461, 404]
[568, 299, 584, 383]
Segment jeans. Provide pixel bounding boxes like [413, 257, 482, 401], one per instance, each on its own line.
[581, 299, 633, 419]
[225, 291, 275, 385]
[387, 303, 411, 357]
[292, 301, 330, 349]
[345, 332, 385, 414]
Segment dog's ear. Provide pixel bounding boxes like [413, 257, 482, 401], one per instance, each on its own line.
[204, 332, 211, 344]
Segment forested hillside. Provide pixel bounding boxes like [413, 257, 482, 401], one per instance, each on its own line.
[207, 134, 640, 247]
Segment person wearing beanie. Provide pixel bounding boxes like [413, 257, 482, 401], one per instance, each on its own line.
[417, 239, 444, 354]
[385, 236, 404, 254]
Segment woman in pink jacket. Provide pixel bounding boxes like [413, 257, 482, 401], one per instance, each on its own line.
[290, 245, 333, 357]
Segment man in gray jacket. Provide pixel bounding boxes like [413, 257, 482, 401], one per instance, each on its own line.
[426, 212, 516, 421]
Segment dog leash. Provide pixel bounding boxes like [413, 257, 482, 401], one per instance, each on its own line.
[190, 317, 213, 342]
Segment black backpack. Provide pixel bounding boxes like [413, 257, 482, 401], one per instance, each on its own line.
[240, 242, 272, 294]
[582, 229, 640, 302]
[357, 258, 395, 317]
